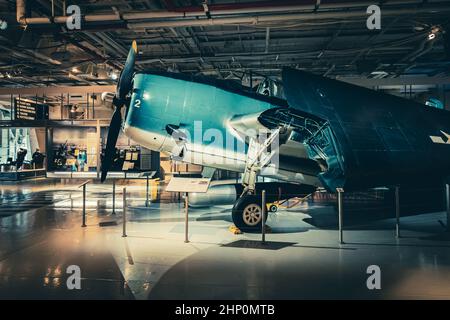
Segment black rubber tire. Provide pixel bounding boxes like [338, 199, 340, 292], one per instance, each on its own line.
[232, 194, 267, 232]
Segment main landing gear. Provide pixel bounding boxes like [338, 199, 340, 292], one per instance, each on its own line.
[232, 194, 268, 232]
[232, 128, 282, 232]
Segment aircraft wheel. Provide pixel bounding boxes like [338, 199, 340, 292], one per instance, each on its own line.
[232, 194, 267, 232]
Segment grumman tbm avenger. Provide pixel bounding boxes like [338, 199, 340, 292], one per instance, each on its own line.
[101, 41, 450, 232]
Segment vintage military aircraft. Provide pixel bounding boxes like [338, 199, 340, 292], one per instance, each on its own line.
[101, 41, 450, 231]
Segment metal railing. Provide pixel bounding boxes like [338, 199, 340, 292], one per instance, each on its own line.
[77, 180, 90, 227]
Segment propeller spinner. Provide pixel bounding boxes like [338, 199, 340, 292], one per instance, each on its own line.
[101, 40, 137, 182]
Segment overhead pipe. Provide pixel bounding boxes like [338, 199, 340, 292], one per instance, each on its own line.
[17, 0, 448, 27]
[123, 4, 316, 19]
[15, 1, 312, 25]
[149, 0, 410, 14]
[16, 0, 26, 24]
[127, 7, 450, 29]
[175, 0, 386, 14]
[15, 5, 316, 25]
[167, 0, 316, 12]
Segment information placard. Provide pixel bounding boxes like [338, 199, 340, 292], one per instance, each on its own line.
[166, 177, 211, 193]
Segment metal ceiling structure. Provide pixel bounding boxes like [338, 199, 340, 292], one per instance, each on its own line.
[0, 0, 449, 87]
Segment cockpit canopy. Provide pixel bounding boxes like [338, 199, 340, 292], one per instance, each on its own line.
[256, 78, 285, 100]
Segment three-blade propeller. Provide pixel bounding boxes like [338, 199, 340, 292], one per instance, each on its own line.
[100, 40, 137, 182]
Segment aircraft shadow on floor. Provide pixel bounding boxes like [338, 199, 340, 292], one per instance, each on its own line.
[221, 239, 296, 250]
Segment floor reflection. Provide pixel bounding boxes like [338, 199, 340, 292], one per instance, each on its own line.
[0, 179, 449, 299]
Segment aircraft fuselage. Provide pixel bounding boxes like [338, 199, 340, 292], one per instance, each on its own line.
[124, 71, 321, 186]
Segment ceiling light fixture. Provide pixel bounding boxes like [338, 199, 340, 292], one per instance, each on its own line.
[110, 71, 118, 80]
[428, 26, 440, 41]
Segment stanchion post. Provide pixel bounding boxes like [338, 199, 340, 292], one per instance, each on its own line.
[185, 193, 189, 243]
[337, 188, 344, 244]
[395, 186, 400, 238]
[146, 175, 150, 207]
[82, 183, 87, 227]
[446, 183, 450, 232]
[261, 190, 266, 244]
[122, 187, 127, 237]
[112, 179, 116, 215]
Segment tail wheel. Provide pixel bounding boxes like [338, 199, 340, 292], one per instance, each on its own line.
[232, 194, 267, 232]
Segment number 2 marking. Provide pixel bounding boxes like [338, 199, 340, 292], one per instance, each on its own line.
[134, 99, 141, 108]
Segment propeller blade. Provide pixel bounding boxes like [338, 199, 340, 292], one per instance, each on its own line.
[117, 40, 137, 101]
[101, 105, 123, 182]
[101, 41, 137, 182]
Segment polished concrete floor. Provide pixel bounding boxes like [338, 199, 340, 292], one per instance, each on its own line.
[0, 179, 449, 299]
